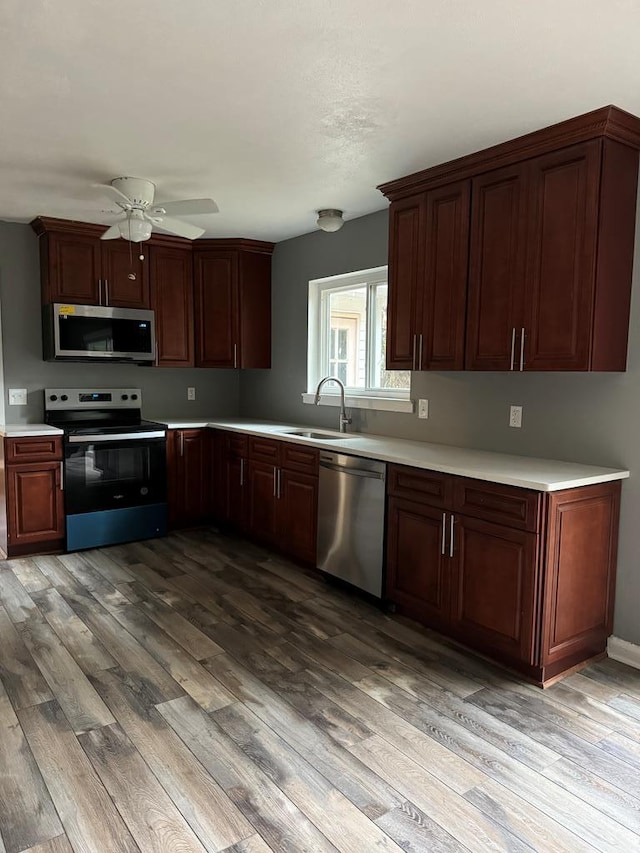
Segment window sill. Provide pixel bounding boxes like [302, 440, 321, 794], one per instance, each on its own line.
[301, 393, 414, 414]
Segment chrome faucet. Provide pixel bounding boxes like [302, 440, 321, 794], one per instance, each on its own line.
[314, 376, 352, 433]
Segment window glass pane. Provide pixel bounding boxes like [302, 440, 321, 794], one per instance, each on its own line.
[371, 283, 410, 391]
[327, 287, 367, 388]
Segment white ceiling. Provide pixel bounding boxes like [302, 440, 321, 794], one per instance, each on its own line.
[2, 0, 640, 242]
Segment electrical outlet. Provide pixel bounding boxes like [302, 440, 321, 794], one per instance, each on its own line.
[418, 399, 429, 419]
[187, 387, 196, 401]
[8, 388, 27, 406]
[509, 405, 523, 428]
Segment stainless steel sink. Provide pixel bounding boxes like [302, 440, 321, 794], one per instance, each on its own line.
[287, 430, 351, 440]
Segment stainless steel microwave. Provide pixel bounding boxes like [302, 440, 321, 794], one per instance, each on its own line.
[43, 303, 156, 363]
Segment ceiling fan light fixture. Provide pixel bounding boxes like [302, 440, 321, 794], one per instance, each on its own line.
[118, 211, 152, 242]
[316, 209, 344, 233]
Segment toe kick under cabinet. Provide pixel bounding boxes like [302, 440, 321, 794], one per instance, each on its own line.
[385, 464, 621, 685]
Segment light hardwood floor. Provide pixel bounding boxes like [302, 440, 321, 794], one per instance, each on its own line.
[1, 528, 640, 852]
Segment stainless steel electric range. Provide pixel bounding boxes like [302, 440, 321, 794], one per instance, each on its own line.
[45, 388, 168, 551]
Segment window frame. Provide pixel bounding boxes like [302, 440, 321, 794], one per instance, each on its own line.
[305, 266, 413, 412]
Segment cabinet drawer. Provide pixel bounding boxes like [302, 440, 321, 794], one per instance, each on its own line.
[453, 478, 541, 532]
[387, 464, 453, 508]
[5, 436, 63, 464]
[281, 442, 318, 475]
[225, 433, 248, 459]
[249, 436, 280, 464]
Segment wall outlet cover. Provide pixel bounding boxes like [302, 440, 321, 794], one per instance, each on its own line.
[8, 388, 27, 406]
[187, 387, 196, 401]
[418, 398, 429, 419]
[509, 405, 523, 428]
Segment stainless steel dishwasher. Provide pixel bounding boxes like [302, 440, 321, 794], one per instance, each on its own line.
[317, 452, 386, 598]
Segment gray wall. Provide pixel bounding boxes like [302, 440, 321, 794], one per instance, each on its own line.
[240, 207, 640, 646]
[0, 222, 240, 422]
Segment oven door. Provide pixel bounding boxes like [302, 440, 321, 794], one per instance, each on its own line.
[64, 431, 167, 515]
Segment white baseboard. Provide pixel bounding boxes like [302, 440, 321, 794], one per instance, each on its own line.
[607, 636, 640, 670]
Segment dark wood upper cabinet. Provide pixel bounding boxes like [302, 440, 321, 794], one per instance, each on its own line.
[194, 241, 274, 369]
[466, 164, 529, 370]
[380, 106, 640, 372]
[100, 241, 150, 309]
[150, 245, 194, 367]
[40, 231, 102, 305]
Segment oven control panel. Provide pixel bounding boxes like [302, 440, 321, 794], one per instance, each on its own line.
[45, 389, 142, 411]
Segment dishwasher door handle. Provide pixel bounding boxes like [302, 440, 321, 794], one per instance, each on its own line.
[319, 462, 384, 480]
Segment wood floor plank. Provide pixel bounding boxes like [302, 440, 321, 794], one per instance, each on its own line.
[213, 702, 405, 853]
[374, 801, 466, 853]
[79, 722, 209, 852]
[0, 683, 62, 853]
[205, 652, 404, 819]
[349, 735, 529, 853]
[22, 836, 74, 853]
[111, 604, 234, 711]
[563, 671, 622, 703]
[584, 659, 640, 699]
[92, 667, 253, 851]
[31, 556, 85, 597]
[81, 549, 137, 585]
[7, 559, 51, 593]
[534, 681, 640, 740]
[463, 779, 596, 853]
[0, 604, 53, 710]
[609, 693, 640, 722]
[223, 835, 274, 853]
[0, 566, 39, 622]
[31, 587, 116, 675]
[158, 694, 338, 852]
[63, 590, 185, 704]
[58, 553, 130, 612]
[118, 580, 223, 660]
[598, 730, 640, 771]
[17, 614, 115, 734]
[18, 700, 138, 853]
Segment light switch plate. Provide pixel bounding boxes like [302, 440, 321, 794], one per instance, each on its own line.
[509, 405, 523, 428]
[418, 399, 429, 419]
[8, 388, 27, 406]
[187, 387, 196, 401]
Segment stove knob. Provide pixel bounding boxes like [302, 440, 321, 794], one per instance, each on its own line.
[121, 394, 129, 401]
[61, 394, 68, 402]
[49, 394, 58, 402]
[131, 393, 138, 401]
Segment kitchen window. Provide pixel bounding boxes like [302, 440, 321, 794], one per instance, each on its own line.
[304, 266, 413, 413]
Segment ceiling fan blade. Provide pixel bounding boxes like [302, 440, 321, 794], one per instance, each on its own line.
[92, 183, 131, 206]
[151, 198, 218, 216]
[100, 223, 123, 240]
[153, 216, 205, 239]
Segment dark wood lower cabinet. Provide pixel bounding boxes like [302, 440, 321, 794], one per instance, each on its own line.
[167, 429, 210, 527]
[247, 461, 278, 544]
[1, 436, 65, 558]
[386, 463, 622, 685]
[279, 470, 318, 564]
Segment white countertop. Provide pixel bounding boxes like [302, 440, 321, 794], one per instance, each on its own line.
[157, 417, 630, 492]
[0, 424, 63, 438]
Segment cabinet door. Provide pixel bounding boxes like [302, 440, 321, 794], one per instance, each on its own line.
[449, 515, 538, 664]
[466, 165, 528, 370]
[386, 497, 450, 628]
[44, 233, 101, 304]
[195, 252, 239, 367]
[239, 250, 272, 368]
[226, 456, 247, 529]
[6, 462, 64, 546]
[386, 195, 425, 369]
[167, 430, 208, 526]
[150, 246, 194, 367]
[166, 430, 183, 526]
[101, 241, 150, 308]
[279, 470, 318, 564]
[247, 460, 278, 544]
[523, 140, 601, 370]
[417, 181, 470, 370]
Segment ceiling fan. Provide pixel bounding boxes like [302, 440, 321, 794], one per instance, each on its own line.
[95, 177, 219, 242]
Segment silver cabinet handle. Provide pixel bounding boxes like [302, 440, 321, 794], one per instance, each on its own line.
[240, 457, 244, 486]
[418, 334, 424, 371]
[98, 279, 103, 304]
[449, 514, 455, 557]
[273, 466, 278, 497]
[104, 280, 109, 306]
[233, 343, 238, 369]
[180, 432, 184, 456]
[510, 327, 516, 371]
[276, 467, 281, 499]
[59, 462, 64, 491]
[155, 341, 159, 366]
[411, 334, 417, 370]
[441, 512, 446, 555]
[520, 328, 526, 371]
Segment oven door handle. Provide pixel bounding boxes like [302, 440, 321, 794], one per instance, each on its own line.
[67, 430, 166, 443]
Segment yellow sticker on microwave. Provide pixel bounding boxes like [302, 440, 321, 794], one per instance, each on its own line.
[59, 305, 76, 315]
